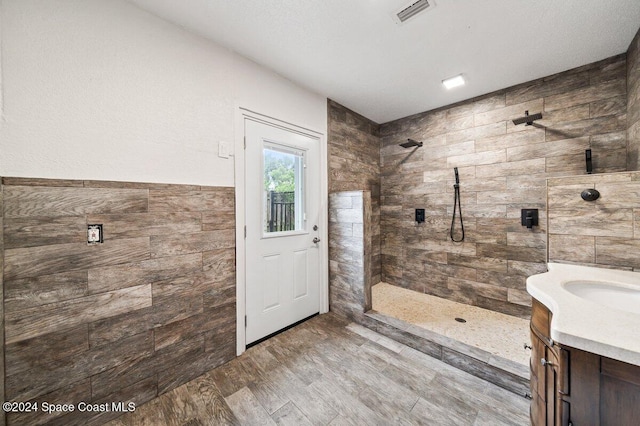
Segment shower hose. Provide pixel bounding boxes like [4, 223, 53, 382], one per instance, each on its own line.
[450, 167, 465, 242]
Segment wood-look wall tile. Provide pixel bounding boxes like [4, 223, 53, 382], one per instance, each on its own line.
[591, 95, 627, 118]
[202, 211, 236, 231]
[3, 216, 86, 249]
[91, 336, 204, 400]
[4, 237, 150, 281]
[4, 270, 88, 313]
[87, 212, 202, 240]
[150, 229, 234, 258]
[88, 252, 201, 294]
[5, 284, 152, 344]
[149, 189, 234, 213]
[202, 248, 235, 278]
[507, 136, 590, 162]
[447, 149, 506, 168]
[505, 69, 589, 106]
[595, 182, 640, 208]
[154, 302, 235, 351]
[447, 254, 507, 273]
[5, 325, 89, 376]
[595, 237, 640, 268]
[7, 380, 91, 425]
[506, 232, 547, 249]
[85, 376, 158, 426]
[1, 178, 238, 424]
[548, 234, 595, 264]
[544, 79, 626, 112]
[3, 186, 148, 218]
[89, 295, 203, 348]
[550, 208, 633, 237]
[474, 99, 544, 127]
[157, 340, 235, 395]
[507, 260, 547, 277]
[507, 289, 532, 307]
[545, 114, 626, 142]
[475, 128, 545, 152]
[476, 158, 545, 178]
[447, 277, 508, 302]
[2, 177, 84, 187]
[476, 270, 526, 290]
[6, 331, 153, 401]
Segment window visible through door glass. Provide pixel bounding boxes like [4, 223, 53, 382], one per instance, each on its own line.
[263, 142, 305, 234]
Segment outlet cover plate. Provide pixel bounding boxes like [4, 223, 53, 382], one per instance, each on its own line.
[87, 224, 103, 244]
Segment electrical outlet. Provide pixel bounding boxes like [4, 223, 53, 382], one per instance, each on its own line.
[87, 224, 103, 244]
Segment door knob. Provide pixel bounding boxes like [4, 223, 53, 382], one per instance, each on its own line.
[313, 237, 321, 244]
[541, 358, 553, 367]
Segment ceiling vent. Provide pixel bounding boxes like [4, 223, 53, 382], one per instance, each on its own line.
[393, 0, 434, 24]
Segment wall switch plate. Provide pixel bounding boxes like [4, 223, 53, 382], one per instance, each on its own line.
[218, 141, 230, 159]
[415, 208, 425, 223]
[87, 224, 103, 244]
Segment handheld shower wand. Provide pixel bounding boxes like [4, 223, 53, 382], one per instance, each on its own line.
[450, 167, 465, 242]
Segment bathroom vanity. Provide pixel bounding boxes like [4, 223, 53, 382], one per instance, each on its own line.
[527, 263, 640, 425]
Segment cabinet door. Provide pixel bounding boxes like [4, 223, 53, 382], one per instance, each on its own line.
[544, 347, 560, 425]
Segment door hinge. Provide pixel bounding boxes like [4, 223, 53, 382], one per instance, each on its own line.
[244, 226, 247, 238]
[244, 315, 247, 328]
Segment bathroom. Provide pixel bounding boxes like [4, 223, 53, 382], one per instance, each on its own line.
[1, 0, 640, 425]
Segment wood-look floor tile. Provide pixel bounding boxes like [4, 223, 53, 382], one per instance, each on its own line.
[225, 387, 276, 426]
[106, 313, 529, 426]
[270, 401, 314, 426]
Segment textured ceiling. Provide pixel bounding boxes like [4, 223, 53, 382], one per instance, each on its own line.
[127, 0, 640, 124]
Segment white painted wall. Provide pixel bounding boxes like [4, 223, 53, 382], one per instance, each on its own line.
[0, 0, 326, 186]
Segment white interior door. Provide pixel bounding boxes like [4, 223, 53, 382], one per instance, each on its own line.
[245, 118, 321, 344]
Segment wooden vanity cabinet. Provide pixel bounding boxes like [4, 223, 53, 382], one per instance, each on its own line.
[529, 298, 640, 425]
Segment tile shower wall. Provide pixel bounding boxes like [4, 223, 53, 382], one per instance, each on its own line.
[328, 191, 372, 320]
[328, 100, 381, 284]
[548, 171, 640, 269]
[379, 54, 628, 318]
[1, 177, 236, 426]
[628, 28, 640, 169]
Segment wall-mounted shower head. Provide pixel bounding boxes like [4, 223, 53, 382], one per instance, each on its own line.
[400, 138, 423, 148]
[512, 110, 543, 126]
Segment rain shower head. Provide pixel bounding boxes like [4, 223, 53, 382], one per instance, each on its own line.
[512, 110, 543, 126]
[400, 138, 423, 148]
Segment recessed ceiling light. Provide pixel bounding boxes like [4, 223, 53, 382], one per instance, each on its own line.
[442, 74, 465, 90]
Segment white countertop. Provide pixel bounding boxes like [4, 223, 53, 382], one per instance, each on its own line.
[527, 263, 640, 366]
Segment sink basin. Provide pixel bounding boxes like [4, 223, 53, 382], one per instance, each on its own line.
[563, 281, 640, 315]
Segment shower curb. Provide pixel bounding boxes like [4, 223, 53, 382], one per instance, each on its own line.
[359, 310, 530, 397]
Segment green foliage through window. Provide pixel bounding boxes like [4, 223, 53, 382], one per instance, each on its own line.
[264, 149, 295, 193]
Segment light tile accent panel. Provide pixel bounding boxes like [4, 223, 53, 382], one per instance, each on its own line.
[328, 100, 381, 284]
[547, 170, 640, 269]
[1, 177, 236, 426]
[379, 54, 629, 318]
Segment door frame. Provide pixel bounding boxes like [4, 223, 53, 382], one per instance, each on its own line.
[234, 107, 329, 355]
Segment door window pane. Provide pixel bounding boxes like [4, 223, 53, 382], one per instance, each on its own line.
[263, 143, 305, 234]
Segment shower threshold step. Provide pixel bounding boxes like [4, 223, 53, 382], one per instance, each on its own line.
[360, 310, 530, 397]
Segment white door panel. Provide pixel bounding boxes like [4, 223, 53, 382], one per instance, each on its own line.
[245, 119, 320, 344]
